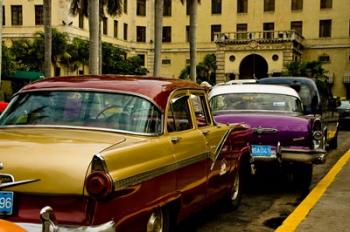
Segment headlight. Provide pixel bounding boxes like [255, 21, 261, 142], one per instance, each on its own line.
[313, 131, 323, 141]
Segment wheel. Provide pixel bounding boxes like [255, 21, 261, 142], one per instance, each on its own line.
[146, 207, 171, 232]
[223, 170, 242, 210]
[293, 163, 313, 191]
[328, 132, 338, 149]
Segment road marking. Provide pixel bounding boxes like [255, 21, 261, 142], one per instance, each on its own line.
[275, 149, 350, 232]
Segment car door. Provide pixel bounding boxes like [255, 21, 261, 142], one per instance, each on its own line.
[166, 90, 209, 219]
[189, 91, 236, 203]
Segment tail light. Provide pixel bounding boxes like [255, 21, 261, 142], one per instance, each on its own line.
[86, 171, 113, 199]
[86, 155, 114, 199]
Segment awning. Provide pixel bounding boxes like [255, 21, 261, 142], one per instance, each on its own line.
[9, 71, 44, 81]
[344, 73, 350, 84]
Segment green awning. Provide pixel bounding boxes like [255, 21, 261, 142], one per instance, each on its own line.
[10, 71, 44, 81]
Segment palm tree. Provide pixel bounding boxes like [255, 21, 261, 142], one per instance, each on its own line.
[181, 0, 200, 83]
[153, 0, 163, 77]
[43, 0, 52, 77]
[70, 0, 122, 75]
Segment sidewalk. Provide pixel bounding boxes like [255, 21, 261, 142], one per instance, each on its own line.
[276, 149, 350, 232]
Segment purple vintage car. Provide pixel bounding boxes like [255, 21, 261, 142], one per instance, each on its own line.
[209, 84, 326, 189]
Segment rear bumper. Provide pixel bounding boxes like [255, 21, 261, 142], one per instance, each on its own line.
[251, 147, 326, 165]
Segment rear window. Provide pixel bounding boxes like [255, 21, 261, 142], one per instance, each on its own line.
[0, 91, 162, 134]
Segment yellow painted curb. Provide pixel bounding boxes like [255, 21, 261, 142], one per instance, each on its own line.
[275, 149, 350, 232]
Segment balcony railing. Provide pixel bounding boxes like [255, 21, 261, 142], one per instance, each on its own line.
[214, 30, 304, 44]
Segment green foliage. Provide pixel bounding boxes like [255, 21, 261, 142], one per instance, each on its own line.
[284, 60, 328, 80]
[7, 29, 146, 76]
[179, 53, 217, 84]
[102, 43, 148, 75]
[1, 44, 17, 77]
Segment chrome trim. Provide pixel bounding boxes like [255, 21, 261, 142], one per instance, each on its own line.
[0, 179, 40, 190]
[210, 128, 233, 170]
[91, 154, 109, 172]
[114, 152, 209, 191]
[0, 124, 163, 137]
[253, 126, 278, 135]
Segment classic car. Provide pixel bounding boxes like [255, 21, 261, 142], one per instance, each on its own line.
[258, 76, 340, 149]
[337, 99, 350, 129]
[0, 75, 252, 232]
[209, 84, 327, 189]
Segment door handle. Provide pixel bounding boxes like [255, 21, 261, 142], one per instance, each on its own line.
[171, 136, 182, 144]
[202, 130, 209, 136]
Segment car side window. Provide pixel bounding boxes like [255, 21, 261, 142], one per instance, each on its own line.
[167, 95, 193, 132]
[190, 94, 211, 127]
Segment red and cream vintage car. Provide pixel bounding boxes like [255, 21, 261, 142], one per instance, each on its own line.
[0, 76, 252, 231]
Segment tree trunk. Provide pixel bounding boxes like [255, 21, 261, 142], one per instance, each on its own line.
[89, 0, 99, 75]
[189, 0, 197, 83]
[43, 0, 52, 77]
[153, 0, 163, 77]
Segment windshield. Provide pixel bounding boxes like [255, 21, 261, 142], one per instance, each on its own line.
[0, 91, 162, 134]
[210, 93, 303, 113]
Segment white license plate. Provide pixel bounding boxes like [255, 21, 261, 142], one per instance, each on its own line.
[252, 145, 272, 157]
[0, 191, 14, 215]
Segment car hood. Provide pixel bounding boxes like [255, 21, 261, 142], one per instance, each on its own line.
[214, 112, 311, 146]
[0, 128, 141, 195]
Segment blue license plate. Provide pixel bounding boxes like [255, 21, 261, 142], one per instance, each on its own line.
[0, 191, 14, 215]
[252, 145, 272, 157]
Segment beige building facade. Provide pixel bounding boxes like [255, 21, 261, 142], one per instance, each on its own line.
[2, 0, 350, 97]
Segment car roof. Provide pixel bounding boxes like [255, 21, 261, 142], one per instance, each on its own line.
[209, 84, 300, 99]
[18, 75, 202, 112]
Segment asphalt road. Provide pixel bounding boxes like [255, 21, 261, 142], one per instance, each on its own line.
[177, 130, 350, 232]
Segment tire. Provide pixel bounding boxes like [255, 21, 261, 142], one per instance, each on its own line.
[293, 163, 313, 192]
[223, 170, 242, 210]
[328, 132, 338, 149]
[146, 207, 171, 232]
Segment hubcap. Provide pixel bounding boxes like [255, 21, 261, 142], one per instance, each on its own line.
[147, 208, 164, 232]
[231, 173, 240, 201]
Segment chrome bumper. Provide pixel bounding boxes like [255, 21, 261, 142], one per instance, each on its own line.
[251, 147, 326, 165]
[17, 206, 115, 232]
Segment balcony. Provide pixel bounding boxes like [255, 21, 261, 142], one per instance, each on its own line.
[214, 30, 304, 45]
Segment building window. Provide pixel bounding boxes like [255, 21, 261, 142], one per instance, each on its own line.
[34, 5, 43, 25]
[2, 6, 5, 25]
[319, 20, 332, 37]
[123, 0, 128, 14]
[211, 24, 221, 41]
[237, 0, 248, 13]
[103, 17, 108, 35]
[237, 23, 248, 39]
[137, 54, 145, 66]
[114, 20, 118, 38]
[164, 0, 171, 16]
[123, 23, 128, 40]
[263, 22, 274, 38]
[291, 21, 303, 35]
[186, 26, 190, 42]
[11, 5, 22, 25]
[162, 59, 171, 65]
[163, 26, 171, 42]
[292, 0, 303, 10]
[264, 0, 275, 12]
[320, 0, 332, 9]
[319, 54, 330, 63]
[79, 12, 84, 29]
[212, 0, 222, 14]
[186, 0, 190, 15]
[137, 0, 146, 16]
[136, 26, 146, 42]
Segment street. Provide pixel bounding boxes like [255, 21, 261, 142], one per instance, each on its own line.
[178, 130, 350, 232]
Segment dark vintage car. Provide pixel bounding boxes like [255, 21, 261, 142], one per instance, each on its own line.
[337, 99, 350, 129]
[209, 84, 327, 189]
[258, 76, 340, 149]
[0, 76, 252, 232]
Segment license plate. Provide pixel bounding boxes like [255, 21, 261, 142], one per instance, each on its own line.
[252, 145, 272, 157]
[0, 191, 14, 215]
